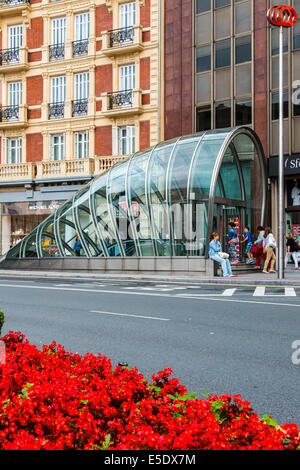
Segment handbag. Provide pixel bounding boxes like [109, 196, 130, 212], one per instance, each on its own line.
[218, 251, 229, 259]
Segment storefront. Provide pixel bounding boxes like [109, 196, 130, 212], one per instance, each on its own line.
[269, 154, 300, 242]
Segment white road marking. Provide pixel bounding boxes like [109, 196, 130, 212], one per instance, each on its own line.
[285, 288, 297, 297]
[253, 287, 265, 296]
[177, 294, 300, 308]
[90, 310, 170, 321]
[222, 288, 237, 296]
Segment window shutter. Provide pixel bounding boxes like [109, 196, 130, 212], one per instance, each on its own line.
[112, 126, 118, 156]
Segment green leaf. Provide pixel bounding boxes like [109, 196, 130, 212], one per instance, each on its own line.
[100, 434, 112, 450]
[262, 414, 279, 427]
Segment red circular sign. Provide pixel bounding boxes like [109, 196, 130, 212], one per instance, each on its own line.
[267, 5, 298, 28]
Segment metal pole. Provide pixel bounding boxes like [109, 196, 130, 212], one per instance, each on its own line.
[278, 25, 284, 280]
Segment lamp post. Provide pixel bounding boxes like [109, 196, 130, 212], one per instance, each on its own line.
[267, 5, 298, 280]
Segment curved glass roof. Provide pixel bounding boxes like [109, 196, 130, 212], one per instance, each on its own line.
[5, 127, 267, 259]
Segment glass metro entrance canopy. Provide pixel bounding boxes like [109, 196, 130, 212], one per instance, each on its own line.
[5, 127, 267, 260]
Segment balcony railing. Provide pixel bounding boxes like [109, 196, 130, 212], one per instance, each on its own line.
[72, 39, 88, 57]
[0, 162, 35, 181]
[72, 99, 88, 117]
[109, 27, 134, 47]
[0, 105, 19, 122]
[0, 0, 30, 6]
[36, 158, 95, 179]
[49, 43, 65, 61]
[108, 90, 133, 110]
[48, 102, 64, 120]
[94, 155, 129, 175]
[0, 47, 19, 65]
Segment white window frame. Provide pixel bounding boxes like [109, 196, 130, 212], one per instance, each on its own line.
[51, 17, 66, 45]
[51, 76, 66, 103]
[75, 12, 90, 41]
[50, 134, 65, 161]
[4, 137, 22, 164]
[119, 2, 136, 29]
[74, 130, 89, 159]
[119, 64, 135, 91]
[74, 72, 89, 100]
[8, 81, 22, 106]
[112, 126, 135, 156]
[8, 24, 23, 50]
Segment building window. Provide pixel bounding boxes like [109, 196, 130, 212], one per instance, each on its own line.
[196, 106, 211, 131]
[119, 2, 136, 28]
[215, 39, 231, 68]
[8, 24, 23, 57]
[272, 90, 289, 120]
[293, 20, 300, 50]
[113, 126, 135, 155]
[73, 13, 89, 56]
[50, 134, 65, 161]
[119, 64, 135, 91]
[5, 137, 22, 164]
[73, 72, 89, 116]
[235, 35, 251, 64]
[235, 99, 252, 125]
[215, 101, 231, 128]
[196, 0, 210, 14]
[272, 27, 288, 55]
[8, 81, 22, 106]
[49, 75, 66, 119]
[50, 17, 66, 60]
[74, 131, 89, 159]
[196, 45, 211, 73]
[215, 0, 230, 8]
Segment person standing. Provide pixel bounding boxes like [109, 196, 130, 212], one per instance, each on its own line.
[262, 227, 276, 274]
[285, 233, 299, 270]
[254, 225, 266, 269]
[209, 232, 234, 278]
[240, 227, 254, 264]
[227, 222, 239, 264]
[74, 236, 82, 257]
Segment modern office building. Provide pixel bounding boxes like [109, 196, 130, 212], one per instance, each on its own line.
[0, 0, 160, 254]
[165, 0, 300, 239]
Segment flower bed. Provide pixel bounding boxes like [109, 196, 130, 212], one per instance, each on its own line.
[0, 331, 299, 450]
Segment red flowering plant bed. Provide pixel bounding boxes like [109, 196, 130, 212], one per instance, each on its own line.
[0, 331, 299, 450]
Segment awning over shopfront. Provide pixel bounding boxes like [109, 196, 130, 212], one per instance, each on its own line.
[4, 127, 267, 260]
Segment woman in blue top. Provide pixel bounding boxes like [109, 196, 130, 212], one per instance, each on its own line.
[209, 232, 234, 277]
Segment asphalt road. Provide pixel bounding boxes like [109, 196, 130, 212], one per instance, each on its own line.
[0, 275, 299, 426]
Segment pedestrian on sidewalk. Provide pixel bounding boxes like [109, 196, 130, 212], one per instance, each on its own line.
[240, 227, 255, 264]
[227, 222, 239, 264]
[254, 225, 266, 269]
[74, 236, 82, 257]
[262, 227, 276, 274]
[209, 232, 234, 278]
[285, 233, 299, 270]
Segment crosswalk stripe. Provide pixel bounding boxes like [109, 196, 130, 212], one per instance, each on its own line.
[222, 288, 237, 296]
[253, 287, 265, 296]
[285, 288, 297, 297]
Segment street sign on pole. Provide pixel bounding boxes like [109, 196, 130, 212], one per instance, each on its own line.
[267, 5, 298, 280]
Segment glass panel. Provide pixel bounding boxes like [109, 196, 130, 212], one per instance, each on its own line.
[196, 72, 211, 103]
[232, 134, 262, 232]
[39, 215, 60, 257]
[215, 68, 231, 100]
[73, 186, 103, 257]
[128, 151, 153, 256]
[91, 173, 118, 256]
[219, 145, 242, 200]
[215, 39, 231, 68]
[235, 1, 251, 34]
[168, 137, 199, 256]
[196, 106, 211, 131]
[55, 198, 78, 256]
[235, 63, 251, 96]
[215, 101, 231, 127]
[108, 161, 135, 256]
[196, 45, 211, 73]
[21, 229, 38, 258]
[235, 35, 251, 64]
[5, 241, 21, 258]
[148, 140, 177, 256]
[236, 98, 252, 125]
[196, 0, 210, 14]
[215, 7, 230, 40]
[195, 13, 211, 45]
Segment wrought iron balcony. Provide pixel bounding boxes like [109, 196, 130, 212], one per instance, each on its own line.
[48, 102, 65, 120]
[0, 47, 19, 65]
[72, 39, 88, 57]
[72, 99, 88, 117]
[108, 90, 133, 110]
[49, 43, 65, 61]
[109, 27, 134, 48]
[0, 105, 19, 122]
[0, 0, 30, 6]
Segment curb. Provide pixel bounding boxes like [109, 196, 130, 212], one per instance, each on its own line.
[0, 270, 300, 287]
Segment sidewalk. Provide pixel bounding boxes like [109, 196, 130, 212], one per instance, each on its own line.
[0, 267, 300, 286]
